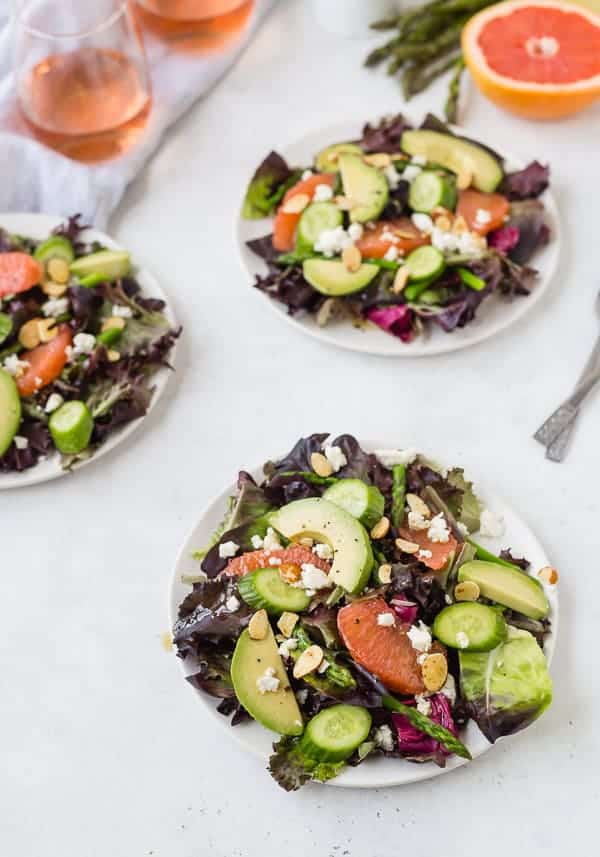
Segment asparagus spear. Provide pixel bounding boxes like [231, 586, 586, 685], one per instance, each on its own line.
[445, 56, 466, 123]
[382, 695, 472, 759]
[390, 464, 407, 530]
[407, 51, 462, 100]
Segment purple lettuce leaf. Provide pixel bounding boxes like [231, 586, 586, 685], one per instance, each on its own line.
[366, 304, 414, 341]
[501, 161, 549, 201]
[0, 420, 52, 473]
[429, 255, 503, 332]
[246, 233, 280, 264]
[488, 224, 520, 255]
[504, 200, 550, 266]
[173, 576, 252, 654]
[360, 114, 412, 153]
[253, 264, 322, 315]
[499, 548, 530, 570]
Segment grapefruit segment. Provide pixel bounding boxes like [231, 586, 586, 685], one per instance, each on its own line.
[337, 597, 425, 695]
[223, 545, 330, 578]
[0, 253, 43, 297]
[273, 173, 336, 252]
[398, 523, 458, 572]
[462, 0, 600, 119]
[355, 218, 430, 259]
[456, 189, 510, 235]
[16, 324, 72, 397]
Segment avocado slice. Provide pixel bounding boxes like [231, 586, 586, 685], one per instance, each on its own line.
[231, 623, 303, 736]
[458, 560, 550, 620]
[303, 259, 379, 297]
[315, 142, 363, 173]
[34, 236, 75, 266]
[0, 368, 22, 457]
[269, 498, 373, 594]
[339, 154, 389, 223]
[70, 250, 131, 282]
[401, 130, 503, 193]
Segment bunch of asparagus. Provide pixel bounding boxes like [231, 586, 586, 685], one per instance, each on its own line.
[365, 0, 498, 123]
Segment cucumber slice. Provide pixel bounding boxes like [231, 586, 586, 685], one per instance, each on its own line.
[323, 479, 384, 530]
[458, 267, 486, 292]
[409, 171, 457, 214]
[296, 202, 343, 253]
[405, 246, 445, 281]
[299, 704, 372, 762]
[238, 568, 311, 616]
[49, 400, 94, 455]
[432, 602, 507, 652]
[34, 236, 75, 266]
[70, 250, 131, 282]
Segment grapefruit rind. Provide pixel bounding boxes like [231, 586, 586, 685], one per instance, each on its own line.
[462, 0, 600, 119]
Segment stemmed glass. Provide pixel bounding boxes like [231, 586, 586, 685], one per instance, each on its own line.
[134, 0, 255, 50]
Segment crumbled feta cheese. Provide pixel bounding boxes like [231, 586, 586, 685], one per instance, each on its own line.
[301, 169, 313, 180]
[347, 222, 364, 242]
[305, 589, 316, 598]
[225, 594, 240, 612]
[415, 694, 432, 716]
[268, 557, 282, 566]
[407, 509, 430, 531]
[411, 212, 433, 234]
[112, 304, 133, 319]
[44, 392, 64, 414]
[417, 652, 429, 665]
[475, 208, 492, 225]
[296, 689, 308, 705]
[427, 512, 450, 544]
[41, 297, 68, 318]
[457, 521, 470, 537]
[66, 332, 96, 362]
[312, 542, 333, 561]
[444, 593, 453, 605]
[263, 527, 282, 551]
[377, 612, 396, 628]
[456, 230, 485, 257]
[317, 659, 329, 674]
[313, 183, 334, 202]
[256, 666, 280, 694]
[384, 163, 401, 189]
[407, 620, 432, 653]
[314, 226, 352, 257]
[324, 444, 347, 472]
[278, 637, 298, 658]
[218, 540, 239, 559]
[431, 227, 460, 254]
[439, 674, 456, 705]
[250, 534, 264, 550]
[300, 563, 331, 591]
[374, 724, 394, 752]
[411, 154, 427, 166]
[479, 509, 505, 539]
[2, 353, 29, 377]
[34, 376, 42, 388]
[402, 164, 422, 183]
[374, 448, 418, 468]
[13, 435, 29, 450]
[456, 631, 470, 649]
[418, 549, 433, 560]
[383, 245, 399, 262]
[380, 229, 399, 244]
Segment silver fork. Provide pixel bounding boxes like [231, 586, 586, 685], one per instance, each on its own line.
[534, 290, 600, 461]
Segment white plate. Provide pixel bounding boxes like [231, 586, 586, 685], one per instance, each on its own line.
[170, 440, 558, 789]
[237, 119, 561, 357]
[0, 213, 178, 490]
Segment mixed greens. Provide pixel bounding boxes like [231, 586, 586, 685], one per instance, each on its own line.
[0, 216, 180, 474]
[242, 113, 551, 343]
[173, 434, 555, 790]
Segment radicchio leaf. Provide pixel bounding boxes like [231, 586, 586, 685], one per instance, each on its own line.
[501, 161, 549, 201]
[360, 114, 412, 153]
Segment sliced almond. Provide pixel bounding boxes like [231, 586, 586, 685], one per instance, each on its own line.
[248, 609, 269, 641]
[406, 493, 430, 518]
[538, 565, 558, 585]
[452, 214, 468, 235]
[421, 653, 448, 692]
[395, 537, 419, 555]
[42, 281, 68, 298]
[279, 562, 301, 584]
[388, 152, 409, 161]
[37, 318, 57, 343]
[434, 215, 451, 232]
[293, 644, 324, 679]
[47, 257, 70, 284]
[107, 349, 121, 363]
[342, 243, 362, 273]
[394, 229, 419, 240]
[456, 169, 473, 191]
[310, 451, 333, 478]
[277, 611, 299, 638]
[454, 580, 480, 602]
[431, 206, 452, 218]
[334, 195, 353, 211]
[364, 152, 391, 168]
[282, 193, 310, 214]
[101, 316, 126, 333]
[297, 536, 314, 548]
[378, 563, 392, 584]
[326, 151, 340, 164]
[19, 317, 43, 349]
[370, 516, 390, 540]
[392, 265, 410, 294]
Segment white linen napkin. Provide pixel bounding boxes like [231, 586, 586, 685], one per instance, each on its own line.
[0, 0, 274, 228]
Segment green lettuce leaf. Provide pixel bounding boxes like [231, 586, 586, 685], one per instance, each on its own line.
[446, 467, 482, 533]
[268, 735, 345, 791]
[242, 152, 300, 219]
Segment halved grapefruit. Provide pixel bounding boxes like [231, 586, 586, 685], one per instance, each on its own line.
[462, 0, 600, 119]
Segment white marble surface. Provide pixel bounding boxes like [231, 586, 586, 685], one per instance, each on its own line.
[2, 1, 598, 854]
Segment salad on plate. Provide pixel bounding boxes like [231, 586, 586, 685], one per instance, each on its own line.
[0, 216, 180, 474]
[173, 434, 556, 791]
[242, 113, 552, 342]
